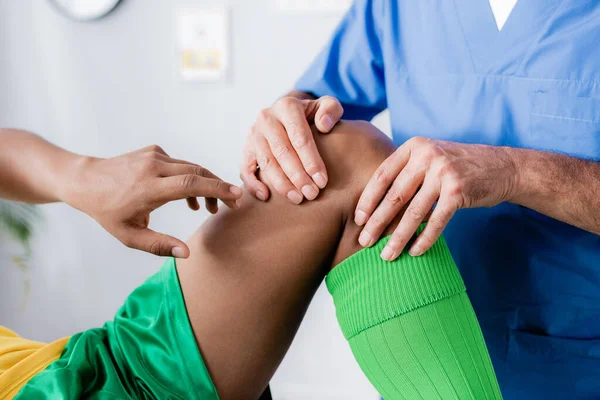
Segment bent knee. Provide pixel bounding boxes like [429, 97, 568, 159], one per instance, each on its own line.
[313, 120, 396, 206]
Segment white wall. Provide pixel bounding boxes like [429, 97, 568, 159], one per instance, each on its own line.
[0, 0, 391, 398]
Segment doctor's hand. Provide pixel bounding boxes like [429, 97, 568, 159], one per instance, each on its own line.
[354, 137, 518, 261]
[241, 95, 344, 204]
[65, 145, 243, 259]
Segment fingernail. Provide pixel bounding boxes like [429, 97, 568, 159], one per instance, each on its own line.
[321, 115, 334, 132]
[409, 245, 423, 257]
[235, 198, 243, 209]
[355, 210, 368, 226]
[256, 191, 267, 201]
[381, 246, 395, 261]
[358, 231, 373, 247]
[312, 172, 328, 189]
[302, 185, 319, 201]
[230, 186, 243, 196]
[172, 247, 186, 259]
[287, 190, 303, 205]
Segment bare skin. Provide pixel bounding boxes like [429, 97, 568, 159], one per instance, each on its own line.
[0, 129, 243, 258]
[177, 121, 397, 400]
[242, 91, 600, 262]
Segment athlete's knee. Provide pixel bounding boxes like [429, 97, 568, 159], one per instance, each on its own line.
[313, 120, 396, 212]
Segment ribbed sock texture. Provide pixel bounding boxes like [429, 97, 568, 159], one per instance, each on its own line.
[326, 229, 502, 400]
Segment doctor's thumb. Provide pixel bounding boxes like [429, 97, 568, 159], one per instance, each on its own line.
[314, 96, 344, 133]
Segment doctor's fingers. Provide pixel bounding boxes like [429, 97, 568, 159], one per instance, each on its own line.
[408, 194, 459, 257]
[358, 164, 425, 248]
[271, 99, 329, 190]
[354, 144, 413, 227]
[306, 95, 344, 133]
[260, 113, 320, 200]
[253, 131, 304, 205]
[240, 137, 270, 202]
[381, 178, 441, 261]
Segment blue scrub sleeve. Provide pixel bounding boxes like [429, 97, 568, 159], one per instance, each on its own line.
[294, 0, 388, 121]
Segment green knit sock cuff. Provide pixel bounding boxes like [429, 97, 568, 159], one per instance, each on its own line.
[326, 227, 466, 340]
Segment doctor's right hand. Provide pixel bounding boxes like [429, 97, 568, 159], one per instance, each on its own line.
[241, 95, 343, 204]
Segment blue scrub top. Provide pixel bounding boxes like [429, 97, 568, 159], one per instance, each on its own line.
[296, 1, 600, 399]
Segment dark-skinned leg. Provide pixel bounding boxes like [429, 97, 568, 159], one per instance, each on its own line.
[176, 121, 393, 400]
[177, 120, 502, 400]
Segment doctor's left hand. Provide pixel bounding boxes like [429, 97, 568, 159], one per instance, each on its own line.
[64, 145, 243, 259]
[354, 137, 518, 261]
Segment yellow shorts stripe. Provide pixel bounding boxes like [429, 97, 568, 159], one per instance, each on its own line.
[0, 326, 69, 399]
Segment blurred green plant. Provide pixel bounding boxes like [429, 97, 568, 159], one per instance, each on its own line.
[0, 199, 40, 308]
[0, 199, 39, 256]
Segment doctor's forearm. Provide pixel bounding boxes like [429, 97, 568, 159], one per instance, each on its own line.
[508, 148, 600, 235]
[0, 129, 86, 204]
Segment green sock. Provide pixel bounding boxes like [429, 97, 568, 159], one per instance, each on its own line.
[326, 228, 503, 400]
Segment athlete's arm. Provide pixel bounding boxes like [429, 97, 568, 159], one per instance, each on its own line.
[0, 128, 242, 257]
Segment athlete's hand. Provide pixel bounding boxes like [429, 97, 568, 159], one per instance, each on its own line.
[65, 145, 243, 258]
[354, 137, 518, 261]
[241, 95, 343, 204]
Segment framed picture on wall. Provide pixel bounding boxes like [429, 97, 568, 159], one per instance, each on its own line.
[177, 7, 229, 81]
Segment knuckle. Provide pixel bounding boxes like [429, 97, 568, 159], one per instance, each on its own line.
[437, 162, 452, 177]
[148, 144, 163, 153]
[141, 158, 159, 174]
[321, 96, 342, 113]
[320, 95, 336, 108]
[249, 124, 259, 139]
[367, 213, 386, 229]
[384, 187, 405, 205]
[374, 167, 390, 184]
[446, 180, 465, 198]
[423, 144, 441, 159]
[257, 154, 273, 170]
[408, 136, 427, 146]
[191, 165, 208, 177]
[210, 178, 223, 191]
[271, 142, 292, 159]
[427, 213, 446, 230]
[278, 96, 298, 110]
[290, 132, 310, 150]
[257, 109, 271, 123]
[181, 174, 197, 190]
[441, 164, 461, 182]
[406, 206, 426, 221]
[148, 240, 163, 256]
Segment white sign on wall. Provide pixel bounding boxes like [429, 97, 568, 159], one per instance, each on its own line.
[275, 0, 352, 14]
[177, 7, 229, 81]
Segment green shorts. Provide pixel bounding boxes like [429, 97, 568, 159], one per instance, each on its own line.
[16, 259, 219, 400]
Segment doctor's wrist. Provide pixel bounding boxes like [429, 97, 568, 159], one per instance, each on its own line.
[503, 147, 543, 206]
